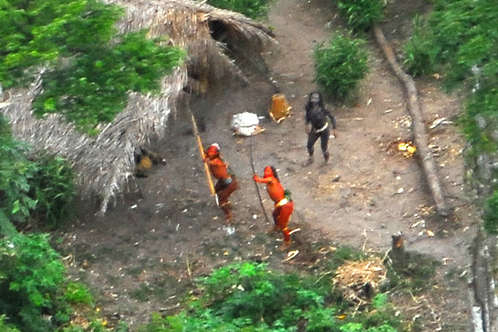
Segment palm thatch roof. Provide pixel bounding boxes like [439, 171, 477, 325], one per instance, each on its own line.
[1, 0, 275, 214]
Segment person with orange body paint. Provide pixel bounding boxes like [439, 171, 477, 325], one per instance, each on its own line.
[253, 166, 294, 248]
[204, 143, 239, 222]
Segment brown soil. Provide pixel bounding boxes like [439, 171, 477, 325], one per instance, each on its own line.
[57, 0, 479, 330]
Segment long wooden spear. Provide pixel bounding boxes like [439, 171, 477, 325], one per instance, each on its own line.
[190, 112, 218, 206]
[249, 134, 271, 224]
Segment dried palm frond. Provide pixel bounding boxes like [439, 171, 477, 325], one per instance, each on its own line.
[332, 256, 387, 304]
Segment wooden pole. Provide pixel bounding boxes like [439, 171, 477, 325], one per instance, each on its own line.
[250, 135, 271, 224]
[190, 112, 218, 205]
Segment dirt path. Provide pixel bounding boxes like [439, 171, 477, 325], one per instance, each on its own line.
[262, 0, 477, 262]
[59, 0, 478, 330]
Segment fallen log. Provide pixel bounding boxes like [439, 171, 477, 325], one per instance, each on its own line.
[373, 25, 449, 217]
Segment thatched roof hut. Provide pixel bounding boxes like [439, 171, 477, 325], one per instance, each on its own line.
[1, 0, 275, 214]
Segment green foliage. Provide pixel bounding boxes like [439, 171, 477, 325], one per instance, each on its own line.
[0, 315, 21, 332]
[339, 292, 401, 331]
[483, 190, 498, 234]
[0, 233, 108, 332]
[403, 0, 498, 87]
[0, 116, 38, 225]
[0, 210, 17, 238]
[206, 0, 271, 19]
[114, 321, 130, 332]
[402, 0, 498, 233]
[0, 114, 12, 136]
[336, 0, 384, 32]
[61, 318, 119, 332]
[64, 282, 94, 306]
[462, 85, 498, 155]
[139, 262, 399, 332]
[340, 323, 397, 332]
[354, 302, 401, 331]
[0, 233, 67, 332]
[314, 33, 369, 101]
[199, 262, 329, 327]
[372, 293, 388, 309]
[402, 15, 438, 77]
[0, 115, 76, 229]
[303, 307, 337, 332]
[0, 0, 184, 135]
[0, 0, 123, 88]
[32, 31, 185, 134]
[326, 246, 367, 272]
[29, 153, 76, 228]
[428, 0, 497, 88]
[385, 252, 439, 293]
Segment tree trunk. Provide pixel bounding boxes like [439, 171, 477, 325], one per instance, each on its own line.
[373, 25, 449, 217]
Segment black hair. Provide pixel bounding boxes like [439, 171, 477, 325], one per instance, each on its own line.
[271, 166, 280, 182]
[305, 91, 324, 112]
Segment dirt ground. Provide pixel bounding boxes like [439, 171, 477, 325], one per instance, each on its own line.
[57, 0, 480, 330]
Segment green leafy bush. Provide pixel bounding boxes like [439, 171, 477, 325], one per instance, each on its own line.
[403, 0, 497, 88]
[402, 15, 438, 77]
[0, 315, 21, 332]
[206, 0, 271, 19]
[428, 0, 496, 88]
[462, 85, 498, 154]
[0, 233, 107, 332]
[353, 294, 401, 331]
[340, 323, 397, 332]
[61, 318, 122, 332]
[0, 115, 76, 230]
[0, 0, 184, 135]
[64, 282, 94, 306]
[314, 33, 369, 101]
[139, 262, 400, 332]
[199, 262, 331, 327]
[28, 153, 76, 229]
[0, 234, 67, 332]
[336, 0, 384, 32]
[483, 191, 498, 234]
[0, 116, 38, 225]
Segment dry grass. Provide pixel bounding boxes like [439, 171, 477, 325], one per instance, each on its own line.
[332, 256, 387, 304]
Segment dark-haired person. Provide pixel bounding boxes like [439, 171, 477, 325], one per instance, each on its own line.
[204, 143, 238, 222]
[304, 91, 337, 165]
[253, 166, 294, 249]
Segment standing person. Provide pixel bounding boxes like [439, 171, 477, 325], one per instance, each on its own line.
[304, 91, 337, 165]
[253, 166, 294, 249]
[204, 143, 238, 222]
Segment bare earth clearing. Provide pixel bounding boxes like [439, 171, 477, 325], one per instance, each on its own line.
[57, 0, 479, 330]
